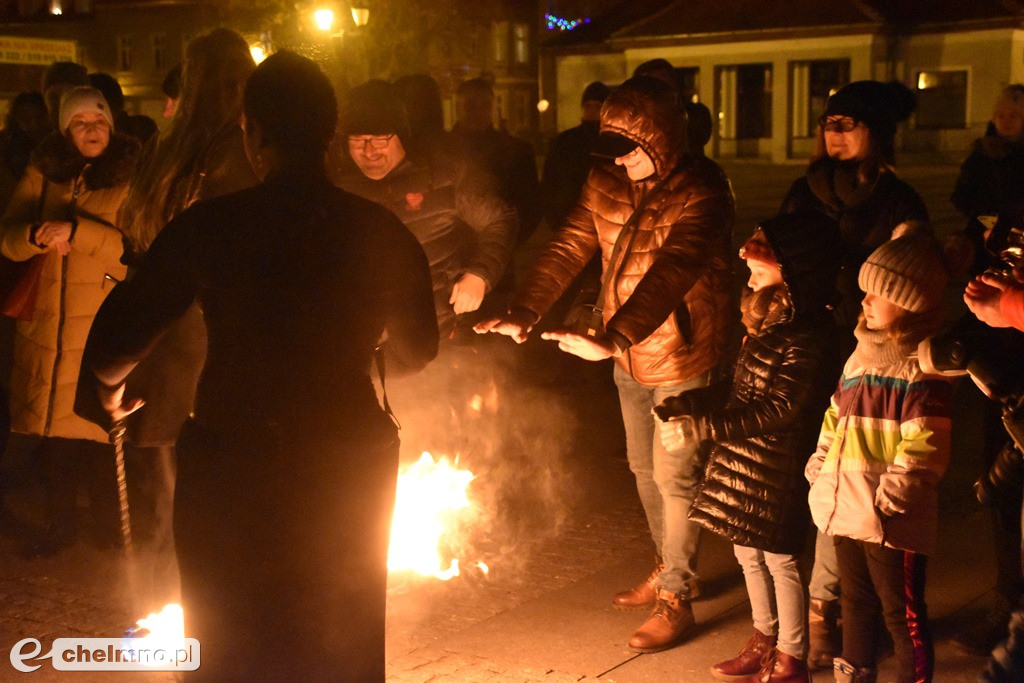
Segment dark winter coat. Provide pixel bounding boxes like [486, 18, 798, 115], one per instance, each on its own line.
[122, 124, 258, 446]
[682, 211, 842, 554]
[0, 131, 138, 442]
[541, 120, 600, 227]
[79, 173, 438, 438]
[336, 152, 516, 336]
[451, 124, 541, 244]
[513, 79, 736, 387]
[950, 133, 1024, 274]
[951, 133, 1024, 221]
[780, 158, 929, 334]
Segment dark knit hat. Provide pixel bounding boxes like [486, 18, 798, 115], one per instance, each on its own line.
[858, 235, 948, 312]
[581, 81, 611, 105]
[823, 80, 916, 143]
[341, 79, 411, 142]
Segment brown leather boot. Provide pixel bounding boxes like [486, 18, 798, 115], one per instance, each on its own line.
[807, 598, 840, 670]
[613, 562, 663, 609]
[627, 588, 696, 653]
[737, 650, 811, 682]
[710, 630, 777, 681]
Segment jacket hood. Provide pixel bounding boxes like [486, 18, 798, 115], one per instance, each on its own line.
[599, 75, 684, 179]
[30, 130, 139, 190]
[757, 210, 841, 318]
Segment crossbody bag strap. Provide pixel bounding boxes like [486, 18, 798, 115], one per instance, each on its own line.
[585, 174, 672, 335]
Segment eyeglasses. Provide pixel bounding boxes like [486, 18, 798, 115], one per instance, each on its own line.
[69, 119, 109, 134]
[347, 134, 396, 150]
[819, 117, 859, 134]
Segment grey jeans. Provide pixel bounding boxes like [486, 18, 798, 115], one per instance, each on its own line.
[613, 364, 707, 595]
[734, 544, 809, 659]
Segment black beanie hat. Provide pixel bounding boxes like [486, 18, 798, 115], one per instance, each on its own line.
[341, 79, 411, 142]
[823, 80, 916, 143]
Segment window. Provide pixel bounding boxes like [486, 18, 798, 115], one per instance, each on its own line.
[736, 64, 772, 139]
[915, 70, 967, 129]
[675, 67, 700, 102]
[513, 23, 529, 65]
[805, 60, 849, 136]
[492, 22, 508, 63]
[117, 36, 133, 72]
[153, 33, 167, 71]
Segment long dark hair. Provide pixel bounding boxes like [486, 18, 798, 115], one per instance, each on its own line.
[120, 28, 254, 252]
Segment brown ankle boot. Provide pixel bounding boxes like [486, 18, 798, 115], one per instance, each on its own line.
[627, 588, 696, 653]
[737, 650, 810, 683]
[710, 630, 777, 681]
[613, 561, 663, 609]
[807, 598, 840, 670]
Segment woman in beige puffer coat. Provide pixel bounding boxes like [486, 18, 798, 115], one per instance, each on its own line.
[0, 86, 138, 556]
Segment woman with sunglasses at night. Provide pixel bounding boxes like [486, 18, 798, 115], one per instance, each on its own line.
[778, 80, 932, 673]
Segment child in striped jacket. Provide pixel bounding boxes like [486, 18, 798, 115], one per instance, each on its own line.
[805, 235, 955, 683]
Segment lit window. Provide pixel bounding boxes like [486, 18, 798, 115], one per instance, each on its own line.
[915, 70, 967, 129]
[492, 21, 508, 63]
[513, 23, 529, 64]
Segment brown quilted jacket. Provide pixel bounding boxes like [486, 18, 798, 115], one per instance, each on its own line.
[514, 81, 736, 386]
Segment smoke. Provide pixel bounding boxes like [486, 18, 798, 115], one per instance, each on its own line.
[382, 333, 583, 584]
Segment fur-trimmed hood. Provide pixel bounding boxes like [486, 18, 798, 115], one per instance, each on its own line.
[30, 131, 139, 190]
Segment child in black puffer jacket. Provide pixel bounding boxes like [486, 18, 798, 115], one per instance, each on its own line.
[654, 210, 842, 682]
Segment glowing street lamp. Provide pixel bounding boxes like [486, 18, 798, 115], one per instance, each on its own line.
[313, 8, 335, 32]
[351, 6, 370, 27]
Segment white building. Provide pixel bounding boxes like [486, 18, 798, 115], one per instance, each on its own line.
[540, 0, 1024, 163]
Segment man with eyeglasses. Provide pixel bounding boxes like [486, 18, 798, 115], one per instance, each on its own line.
[334, 79, 517, 456]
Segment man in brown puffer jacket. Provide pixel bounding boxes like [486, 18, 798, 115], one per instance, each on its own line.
[477, 75, 736, 653]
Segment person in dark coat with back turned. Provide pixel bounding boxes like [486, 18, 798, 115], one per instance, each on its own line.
[656, 210, 842, 682]
[779, 80, 929, 668]
[78, 51, 438, 680]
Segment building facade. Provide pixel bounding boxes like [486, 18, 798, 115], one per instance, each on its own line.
[540, 0, 1024, 162]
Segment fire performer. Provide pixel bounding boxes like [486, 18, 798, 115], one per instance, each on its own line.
[476, 75, 736, 653]
[79, 51, 438, 680]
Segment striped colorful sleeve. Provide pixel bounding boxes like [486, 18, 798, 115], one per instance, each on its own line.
[893, 376, 955, 476]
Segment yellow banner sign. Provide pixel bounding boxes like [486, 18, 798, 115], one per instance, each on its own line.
[0, 36, 76, 66]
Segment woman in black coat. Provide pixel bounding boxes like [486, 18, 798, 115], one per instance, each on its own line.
[79, 52, 438, 681]
[780, 80, 929, 357]
[655, 211, 842, 681]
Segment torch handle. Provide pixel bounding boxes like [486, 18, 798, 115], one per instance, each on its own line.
[110, 419, 133, 554]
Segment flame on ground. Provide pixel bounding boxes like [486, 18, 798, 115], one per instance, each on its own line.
[387, 452, 481, 580]
[126, 603, 185, 664]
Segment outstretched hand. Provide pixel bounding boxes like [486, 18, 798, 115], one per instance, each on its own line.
[473, 309, 535, 344]
[540, 330, 617, 361]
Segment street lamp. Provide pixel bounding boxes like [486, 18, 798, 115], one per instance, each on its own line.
[314, 8, 336, 33]
[351, 6, 370, 28]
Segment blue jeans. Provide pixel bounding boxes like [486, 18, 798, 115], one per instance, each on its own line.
[613, 364, 706, 595]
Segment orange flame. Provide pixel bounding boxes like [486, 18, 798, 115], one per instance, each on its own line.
[387, 452, 478, 580]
